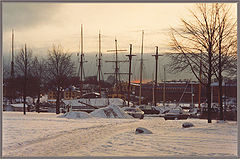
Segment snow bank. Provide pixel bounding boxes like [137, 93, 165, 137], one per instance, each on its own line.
[62, 98, 128, 107]
[90, 105, 133, 119]
[57, 105, 133, 119]
[58, 111, 92, 119]
[216, 120, 228, 124]
[135, 127, 153, 134]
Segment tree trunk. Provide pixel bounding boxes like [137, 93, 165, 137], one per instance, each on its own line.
[218, 76, 223, 120]
[56, 86, 60, 114]
[206, 83, 212, 123]
[23, 93, 26, 115]
[207, 47, 212, 123]
[36, 93, 40, 113]
[218, 36, 224, 120]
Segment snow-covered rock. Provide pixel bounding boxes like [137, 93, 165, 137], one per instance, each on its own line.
[90, 105, 133, 119]
[58, 111, 92, 119]
[135, 127, 153, 134]
[182, 122, 194, 128]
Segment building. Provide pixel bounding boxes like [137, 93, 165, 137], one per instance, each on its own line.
[130, 80, 237, 104]
[47, 86, 81, 102]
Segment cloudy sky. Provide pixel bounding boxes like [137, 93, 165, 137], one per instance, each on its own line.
[2, 2, 237, 81]
[3, 3, 202, 55]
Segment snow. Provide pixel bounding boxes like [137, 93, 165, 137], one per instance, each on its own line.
[90, 105, 133, 119]
[9, 103, 28, 108]
[3, 112, 237, 157]
[58, 105, 132, 119]
[47, 99, 56, 102]
[34, 94, 48, 103]
[62, 98, 127, 107]
[58, 111, 92, 119]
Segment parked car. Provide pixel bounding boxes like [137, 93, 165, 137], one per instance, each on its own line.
[122, 107, 144, 119]
[138, 105, 160, 114]
[164, 108, 189, 120]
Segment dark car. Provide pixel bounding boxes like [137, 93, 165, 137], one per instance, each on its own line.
[139, 105, 160, 114]
[164, 108, 189, 120]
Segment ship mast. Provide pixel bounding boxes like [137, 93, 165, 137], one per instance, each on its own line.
[97, 31, 103, 97]
[105, 38, 128, 97]
[126, 44, 136, 107]
[152, 46, 162, 106]
[139, 30, 144, 105]
[115, 39, 118, 84]
[78, 24, 87, 96]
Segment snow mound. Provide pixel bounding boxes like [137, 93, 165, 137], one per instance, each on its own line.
[182, 122, 194, 128]
[216, 120, 228, 124]
[90, 105, 133, 119]
[135, 127, 153, 134]
[58, 111, 92, 119]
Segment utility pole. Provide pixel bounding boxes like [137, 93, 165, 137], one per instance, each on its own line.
[80, 24, 84, 96]
[105, 38, 128, 97]
[11, 29, 14, 78]
[152, 73, 154, 105]
[152, 46, 162, 106]
[191, 83, 194, 109]
[163, 66, 166, 106]
[139, 30, 144, 105]
[126, 44, 136, 107]
[10, 29, 15, 104]
[23, 44, 27, 115]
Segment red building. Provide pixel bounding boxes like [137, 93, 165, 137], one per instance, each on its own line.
[131, 80, 237, 104]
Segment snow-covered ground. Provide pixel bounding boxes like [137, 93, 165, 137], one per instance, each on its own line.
[3, 112, 237, 157]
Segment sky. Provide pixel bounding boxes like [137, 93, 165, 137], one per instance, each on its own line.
[2, 3, 199, 54]
[2, 2, 237, 81]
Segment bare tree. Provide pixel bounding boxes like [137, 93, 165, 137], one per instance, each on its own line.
[15, 44, 33, 115]
[168, 3, 236, 123]
[3, 59, 10, 80]
[213, 4, 237, 120]
[31, 56, 47, 112]
[3, 60, 15, 102]
[47, 45, 76, 114]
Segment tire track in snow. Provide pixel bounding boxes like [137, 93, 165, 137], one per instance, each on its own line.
[4, 119, 143, 156]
